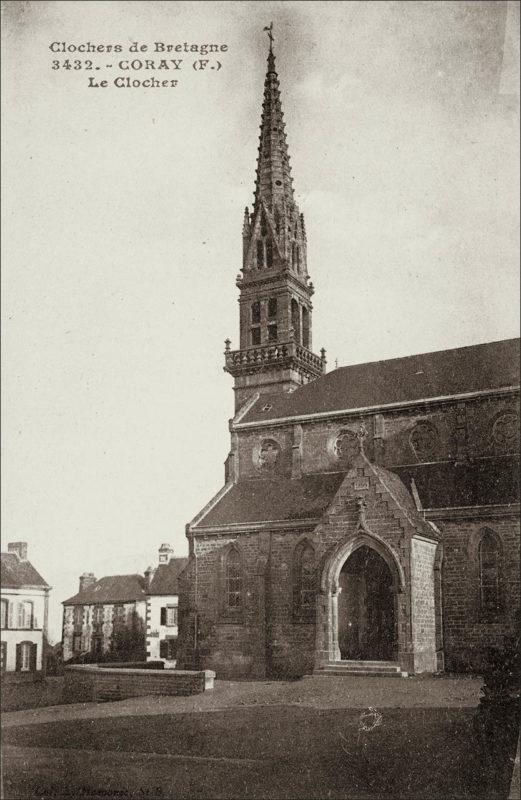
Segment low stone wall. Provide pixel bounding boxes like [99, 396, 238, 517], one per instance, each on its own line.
[63, 664, 215, 703]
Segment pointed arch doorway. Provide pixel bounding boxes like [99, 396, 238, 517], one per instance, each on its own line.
[338, 545, 397, 661]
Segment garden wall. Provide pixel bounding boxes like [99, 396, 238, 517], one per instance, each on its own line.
[63, 664, 214, 703]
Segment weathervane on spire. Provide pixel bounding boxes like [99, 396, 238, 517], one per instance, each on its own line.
[263, 22, 274, 53]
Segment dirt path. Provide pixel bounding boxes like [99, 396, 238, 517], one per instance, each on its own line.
[2, 673, 482, 730]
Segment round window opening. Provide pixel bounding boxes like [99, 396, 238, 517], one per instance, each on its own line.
[492, 412, 519, 449]
[257, 439, 280, 470]
[334, 430, 358, 464]
[410, 421, 438, 461]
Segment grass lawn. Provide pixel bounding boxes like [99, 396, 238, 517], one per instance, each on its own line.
[3, 701, 519, 799]
[1, 677, 65, 712]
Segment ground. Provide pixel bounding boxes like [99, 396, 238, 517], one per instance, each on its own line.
[2, 675, 519, 799]
[1, 676, 64, 712]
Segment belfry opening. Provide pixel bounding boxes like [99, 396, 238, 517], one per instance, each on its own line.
[338, 545, 397, 662]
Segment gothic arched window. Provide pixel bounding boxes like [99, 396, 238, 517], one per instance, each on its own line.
[291, 298, 301, 344]
[256, 239, 264, 268]
[291, 242, 297, 268]
[265, 240, 273, 268]
[479, 529, 501, 612]
[226, 548, 242, 610]
[302, 307, 309, 349]
[251, 301, 261, 346]
[293, 541, 316, 621]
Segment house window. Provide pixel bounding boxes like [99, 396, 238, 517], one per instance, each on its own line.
[251, 301, 261, 324]
[93, 605, 104, 625]
[0, 642, 6, 672]
[251, 326, 261, 346]
[73, 634, 82, 653]
[267, 298, 277, 319]
[113, 604, 125, 622]
[160, 606, 178, 627]
[1, 599, 8, 629]
[73, 606, 83, 626]
[160, 639, 177, 660]
[91, 636, 103, 656]
[17, 601, 33, 630]
[18, 642, 34, 672]
[479, 530, 501, 612]
[226, 549, 242, 609]
[293, 541, 316, 621]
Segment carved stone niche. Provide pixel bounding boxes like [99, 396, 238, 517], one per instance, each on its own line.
[409, 420, 438, 462]
[332, 429, 358, 467]
[492, 411, 519, 453]
[255, 438, 280, 471]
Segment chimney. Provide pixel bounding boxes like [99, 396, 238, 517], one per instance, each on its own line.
[158, 543, 174, 565]
[79, 572, 96, 593]
[144, 565, 155, 588]
[8, 542, 28, 561]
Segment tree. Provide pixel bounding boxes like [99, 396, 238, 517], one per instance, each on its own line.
[109, 610, 146, 662]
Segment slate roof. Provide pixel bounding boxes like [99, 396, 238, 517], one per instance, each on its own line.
[0, 553, 49, 589]
[148, 558, 189, 596]
[195, 473, 346, 527]
[394, 456, 520, 510]
[194, 456, 519, 529]
[239, 338, 520, 424]
[63, 574, 147, 605]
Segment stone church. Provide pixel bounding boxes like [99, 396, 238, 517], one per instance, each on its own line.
[177, 43, 520, 678]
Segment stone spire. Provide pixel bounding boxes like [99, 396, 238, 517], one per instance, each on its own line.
[241, 33, 308, 279]
[253, 46, 295, 214]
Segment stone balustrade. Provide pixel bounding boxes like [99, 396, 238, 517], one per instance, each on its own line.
[224, 340, 324, 375]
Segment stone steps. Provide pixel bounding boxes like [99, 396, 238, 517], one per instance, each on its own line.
[314, 660, 407, 678]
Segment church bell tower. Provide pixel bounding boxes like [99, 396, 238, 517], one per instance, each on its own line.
[224, 32, 326, 412]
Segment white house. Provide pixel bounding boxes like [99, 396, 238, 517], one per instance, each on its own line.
[145, 544, 188, 665]
[1, 542, 51, 681]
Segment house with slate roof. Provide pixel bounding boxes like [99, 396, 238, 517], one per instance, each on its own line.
[62, 544, 188, 664]
[1, 542, 51, 681]
[176, 39, 520, 679]
[144, 544, 189, 664]
[62, 571, 147, 662]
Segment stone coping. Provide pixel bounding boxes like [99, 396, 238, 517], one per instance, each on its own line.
[65, 664, 215, 678]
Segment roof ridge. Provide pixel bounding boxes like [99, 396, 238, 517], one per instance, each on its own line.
[328, 336, 521, 374]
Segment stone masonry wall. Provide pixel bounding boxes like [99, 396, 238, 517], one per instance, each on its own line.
[439, 514, 520, 672]
[410, 538, 437, 672]
[63, 665, 214, 702]
[234, 393, 518, 479]
[186, 533, 268, 678]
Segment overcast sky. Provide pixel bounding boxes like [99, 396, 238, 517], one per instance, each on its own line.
[2, 0, 519, 642]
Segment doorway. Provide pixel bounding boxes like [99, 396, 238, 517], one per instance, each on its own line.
[338, 545, 396, 661]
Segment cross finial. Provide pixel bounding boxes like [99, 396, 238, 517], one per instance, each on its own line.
[263, 22, 274, 53]
[356, 423, 368, 453]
